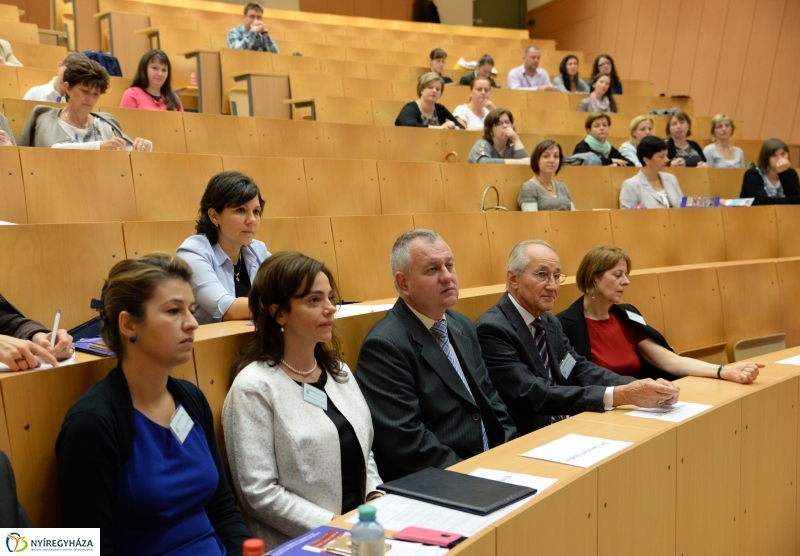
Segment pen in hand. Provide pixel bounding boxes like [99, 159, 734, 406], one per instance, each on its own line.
[51, 309, 61, 349]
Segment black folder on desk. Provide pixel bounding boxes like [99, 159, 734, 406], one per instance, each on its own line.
[377, 467, 537, 516]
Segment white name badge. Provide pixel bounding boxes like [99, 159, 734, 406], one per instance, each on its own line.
[626, 310, 647, 327]
[560, 353, 576, 379]
[303, 383, 328, 410]
[169, 405, 194, 444]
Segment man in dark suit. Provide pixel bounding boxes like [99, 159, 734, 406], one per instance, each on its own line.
[475, 240, 680, 435]
[355, 230, 516, 481]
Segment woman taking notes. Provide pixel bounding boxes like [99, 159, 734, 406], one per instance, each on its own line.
[518, 140, 575, 211]
[56, 253, 250, 555]
[17, 57, 152, 151]
[223, 252, 382, 550]
[120, 49, 183, 112]
[177, 172, 270, 325]
[453, 76, 495, 130]
[557, 246, 762, 383]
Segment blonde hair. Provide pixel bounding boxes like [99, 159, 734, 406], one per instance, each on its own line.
[416, 72, 445, 97]
[710, 114, 735, 141]
[628, 115, 654, 147]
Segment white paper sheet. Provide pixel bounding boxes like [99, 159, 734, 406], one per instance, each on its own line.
[521, 433, 632, 468]
[468, 467, 558, 493]
[0, 353, 76, 372]
[334, 304, 394, 319]
[384, 540, 448, 556]
[625, 401, 713, 423]
[776, 354, 800, 366]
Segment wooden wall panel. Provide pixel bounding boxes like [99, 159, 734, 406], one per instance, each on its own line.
[737, 0, 785, 140]
[709, 0, 756, 119]
[549, 18, 597, 57]
[688, 0, 728, 116]
[528, 0, 596, 37]
[647, 0, 680, 96]
[760, 0, 800, 141]
[595, 0, 623, 62]
[627, 0, 659, 81]
[327, 0, 354, 16]
[666, 0, 704, 96]
[612, 0, 641, 78]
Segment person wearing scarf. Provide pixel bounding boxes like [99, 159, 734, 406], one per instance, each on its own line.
[573, 113, 635, 166]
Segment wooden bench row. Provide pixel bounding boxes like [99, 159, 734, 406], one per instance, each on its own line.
[3, 204, 799, 333]
[0, 144, 751, 223]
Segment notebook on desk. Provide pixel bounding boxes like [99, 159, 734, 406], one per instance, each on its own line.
[377, 467, 537, 516]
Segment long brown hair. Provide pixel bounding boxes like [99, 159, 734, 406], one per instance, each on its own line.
[231, 251, 346, 383]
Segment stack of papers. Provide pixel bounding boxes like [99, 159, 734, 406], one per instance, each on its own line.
[625, 401, 712, 422]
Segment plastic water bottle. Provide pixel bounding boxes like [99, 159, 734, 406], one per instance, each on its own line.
[351, 504, 385, 556]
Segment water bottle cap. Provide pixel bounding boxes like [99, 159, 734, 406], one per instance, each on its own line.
[357, 504, 377, 520]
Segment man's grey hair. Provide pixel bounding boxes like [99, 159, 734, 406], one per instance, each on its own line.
[506, 240, 557, 283]
[524, 45, 541, 55]
[390, 229, 441, 277]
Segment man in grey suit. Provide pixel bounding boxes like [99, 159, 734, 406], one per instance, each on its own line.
[475, 240, 680, 435]
[356, 230, 516, 481]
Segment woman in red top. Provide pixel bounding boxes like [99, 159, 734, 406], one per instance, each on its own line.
[556, 246, 761, 382]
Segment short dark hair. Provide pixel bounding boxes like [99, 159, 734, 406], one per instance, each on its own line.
[243, 2, 263, 14]
[469, 76, 492, 90]
[231, 251, 346, 384]
[430, 48, 447, 60]
[195, 171, 265, 245]
[100, 253, 193, 359]
[667, 110, 692, 138]
[61, 52, 88, 67]
[477, 54, 494, 67]
[757, 138, 790, 172]
[63, 58, 109, 96]
[482, 107, 514, 143]
[584, 112, 610, 132]
[530, 140, 563, 175]
[131, 50, 179, 111]
[637, 135, 668, 164]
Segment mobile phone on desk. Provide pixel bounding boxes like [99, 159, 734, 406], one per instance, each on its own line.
[393, 526, 466, 548]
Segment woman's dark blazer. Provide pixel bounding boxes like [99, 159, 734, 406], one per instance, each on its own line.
[556, 297, 675, 382]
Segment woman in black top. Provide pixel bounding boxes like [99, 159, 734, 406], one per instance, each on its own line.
[665, 110, 707, 167]
[740, 138, 800, 204]
[395, 72, 464, 129]
[573, 113, 635, 166]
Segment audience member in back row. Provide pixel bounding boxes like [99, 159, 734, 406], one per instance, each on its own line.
[355, 230, 516, 481]
[553, 54, 588, 93]
[453, 76, 495, 130]
[0, 38, 21, 66]
[0, 293, 73, 371]
[395, 72, 464, 129]
[459, 54, 499, 88]
[740, 138, 800, 205]
[507, 46, 559, 91]
[56, 254, 250, 556]
[119, 50, 183, 112]
[0, 113, 14, 146]
[24, 52, 87, 102]
[228, 2, 279, 53]
[619, 136, 683, 209]
[17, 58, 153, 151]
[703, 114, 744, 168]
[589, 54, 622, 95]
[618, 115, 653, 168]
[518, 140, 575, 211]
[573, 113, 634, 166]
[467, 107, 530, 165]
[428, 48, 452, 84]
[177, 171, 270, 325]
[577, 72, 616, 113]
[665, 110, 707, 167]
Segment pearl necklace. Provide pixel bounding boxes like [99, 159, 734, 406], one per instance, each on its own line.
[281, 358, 317, 376]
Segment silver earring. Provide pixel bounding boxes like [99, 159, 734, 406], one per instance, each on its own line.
[280, 326, 284, 332]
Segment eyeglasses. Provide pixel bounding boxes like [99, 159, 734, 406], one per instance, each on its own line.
[493, 120, 512, 127]
[529, 271, 566, 284]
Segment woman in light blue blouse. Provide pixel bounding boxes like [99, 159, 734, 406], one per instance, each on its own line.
[177, 171, 270, 324]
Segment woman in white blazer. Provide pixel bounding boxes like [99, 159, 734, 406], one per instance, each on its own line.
[222, 252, 382, 550]
[620, 135, 684, 209]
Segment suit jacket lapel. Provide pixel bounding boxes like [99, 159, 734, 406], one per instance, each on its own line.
[498, 294, 551, 382]
[542, 316, 564, 384]
[392, 300, 477, 407]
